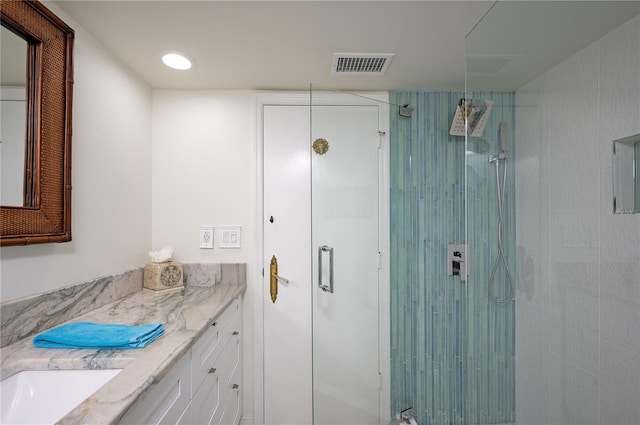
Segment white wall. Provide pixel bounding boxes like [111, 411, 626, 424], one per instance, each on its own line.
[150, 91, 255, 262]
[516, 15, 640, 425]
[151, 90, 256, 422]
[0, 9, 259, 415]
[0, 3, 152, 302]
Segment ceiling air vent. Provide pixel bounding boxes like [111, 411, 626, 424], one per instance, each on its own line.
[331, 53, 395, 75]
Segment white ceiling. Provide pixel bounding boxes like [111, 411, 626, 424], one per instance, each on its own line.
[53, 0, 640, 92]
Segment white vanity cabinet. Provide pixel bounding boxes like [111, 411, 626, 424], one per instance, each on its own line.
[120, 297, 242, 425]
[215, 334, 242, 425]
[190, 296, 242, 425]
[119, 352, 192, 425]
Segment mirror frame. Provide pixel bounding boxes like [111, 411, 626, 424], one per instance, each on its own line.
[1, 0, 74, 246]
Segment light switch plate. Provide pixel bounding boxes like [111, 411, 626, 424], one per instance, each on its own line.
[218, 226, 241, 248]
[199, 226, 214, 249]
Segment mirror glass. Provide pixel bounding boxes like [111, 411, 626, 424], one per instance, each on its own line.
[613, 134, 640, 214]
[0, 25, 27, 206]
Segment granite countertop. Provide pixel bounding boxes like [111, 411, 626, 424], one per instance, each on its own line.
[0, 279, 246, 424]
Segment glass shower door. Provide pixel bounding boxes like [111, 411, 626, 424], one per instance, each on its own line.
[465, 10, 518, 423]
[310, 87, 384, 424]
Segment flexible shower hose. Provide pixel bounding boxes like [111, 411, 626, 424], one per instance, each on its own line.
[489, 156, 514, 304]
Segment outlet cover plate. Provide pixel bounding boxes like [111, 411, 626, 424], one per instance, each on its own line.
[199, 226, 214, 249]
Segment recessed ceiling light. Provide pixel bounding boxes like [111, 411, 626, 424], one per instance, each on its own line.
[161, 52, 193, 70]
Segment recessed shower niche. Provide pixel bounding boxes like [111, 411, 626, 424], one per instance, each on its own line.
[613, 134, 640, 214]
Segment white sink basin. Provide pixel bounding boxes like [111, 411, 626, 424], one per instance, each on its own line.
[0, 369, 122, 424]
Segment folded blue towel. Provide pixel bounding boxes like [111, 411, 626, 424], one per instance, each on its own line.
[33, 322, 165, 349]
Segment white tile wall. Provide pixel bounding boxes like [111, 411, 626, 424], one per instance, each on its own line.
[548, 353, 600, 425]
[515, 305, 551, 425]
[516, 15, 640, 425]
[600, 341, 640, 425]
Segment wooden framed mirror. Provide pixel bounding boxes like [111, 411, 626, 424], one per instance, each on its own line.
[1, 0, 74, 246]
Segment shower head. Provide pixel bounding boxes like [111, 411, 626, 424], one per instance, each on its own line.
[449, 98, 494, 137]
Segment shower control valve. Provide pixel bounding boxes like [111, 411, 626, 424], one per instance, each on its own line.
[447, 244, 468, 281]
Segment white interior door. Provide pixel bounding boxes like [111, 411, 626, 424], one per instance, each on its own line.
[311, 104, 381, 425]
[262, 96, 386, 425]
[263, 104, 313, 425]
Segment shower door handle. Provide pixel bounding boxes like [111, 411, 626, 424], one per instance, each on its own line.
[318, 245, 334, 293]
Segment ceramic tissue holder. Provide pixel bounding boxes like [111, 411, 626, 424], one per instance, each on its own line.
[143, 247, 184, 292]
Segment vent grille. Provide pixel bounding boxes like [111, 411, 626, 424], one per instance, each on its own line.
[331, 53, 395, 75]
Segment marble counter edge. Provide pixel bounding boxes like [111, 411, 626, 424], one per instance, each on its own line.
[0, 279, 246, 425]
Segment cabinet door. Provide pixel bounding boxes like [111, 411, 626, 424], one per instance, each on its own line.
[120, 353, 191, 425]
[214, 335, 241, 425]
[191, 368, 221, 425]
[176, 401, 193, 425]
[218, 385, 241, 425]
[193, 298, 242, 425]
[192, 298, 241, 392]
[222, 298, 241, 347]
[222, 341, 241, 425]
[192, 320, 223, 393]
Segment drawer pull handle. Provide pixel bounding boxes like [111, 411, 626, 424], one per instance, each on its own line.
[232, 384, 239, 389]
[232, 331, 239, 335]
[209, 368, 217, 374]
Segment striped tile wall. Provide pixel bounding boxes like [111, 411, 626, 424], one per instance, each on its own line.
[389, 91, 516, 425]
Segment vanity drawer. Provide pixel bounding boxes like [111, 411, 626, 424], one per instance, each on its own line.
[120, 352, 191, 425]
[220, 297, 241, 350]
[190, 365, 221, 425]
[192, 297, 240, 392]
[222, 336, 241, 386]
[216, 382, 241, 425]
[210, 335, 241, 425]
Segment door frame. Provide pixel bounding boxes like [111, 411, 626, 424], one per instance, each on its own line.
[253, 91, 390, 424]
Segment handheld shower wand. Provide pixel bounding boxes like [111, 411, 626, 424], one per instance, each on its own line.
[488, 122, 510, 162]
[499, 121, 509, 153]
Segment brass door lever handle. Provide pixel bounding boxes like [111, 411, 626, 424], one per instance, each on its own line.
[269, 255, 289, 303]
[272, 273, 289, 284]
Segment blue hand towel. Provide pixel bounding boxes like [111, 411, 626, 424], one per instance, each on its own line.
[33, 322, 165, 349]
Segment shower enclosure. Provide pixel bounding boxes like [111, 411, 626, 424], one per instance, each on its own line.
[390, 90, 516, 425]
[308, 2, 640, 425]
[467, 2, 640, 425]
[310, 86, 391, 425]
